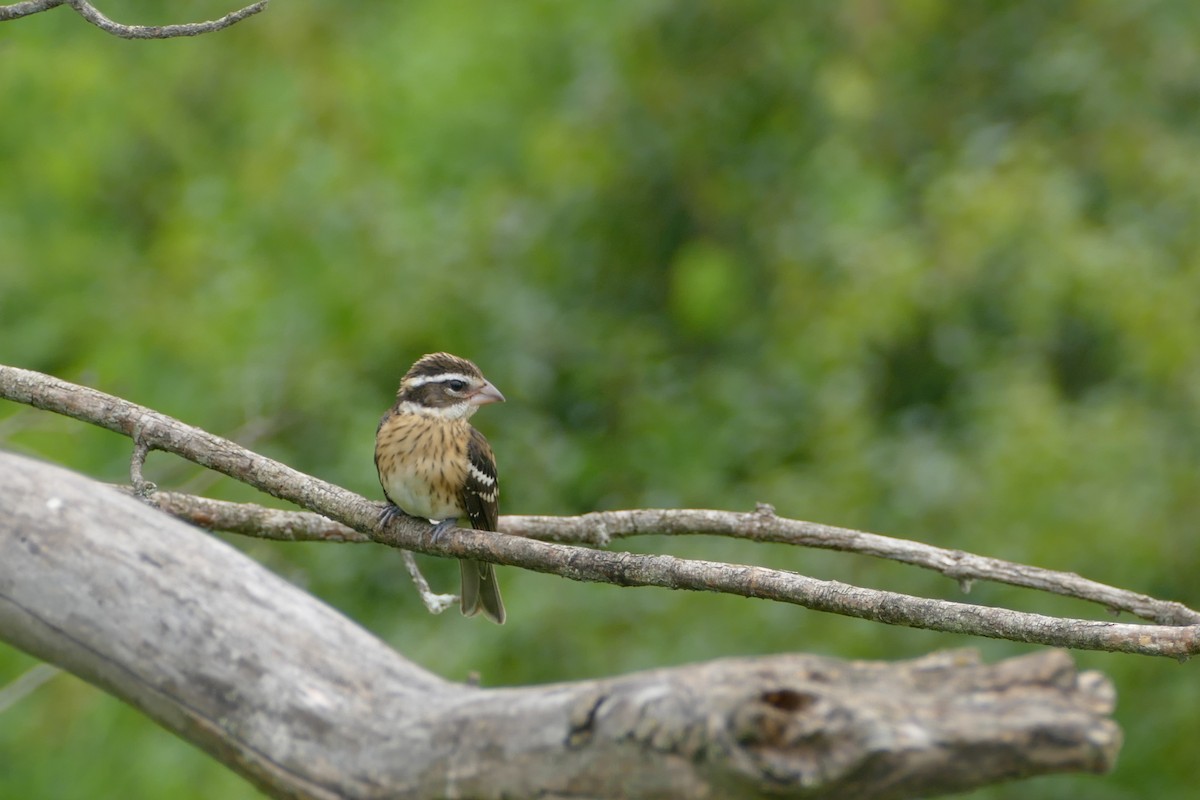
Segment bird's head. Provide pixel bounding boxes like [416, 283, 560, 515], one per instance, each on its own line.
[395, 352, 505, 420]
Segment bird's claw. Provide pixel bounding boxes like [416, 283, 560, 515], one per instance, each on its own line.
[430, 518, 458, 544]
[379, 503, 409, 526]
[379, 506, 457, 547]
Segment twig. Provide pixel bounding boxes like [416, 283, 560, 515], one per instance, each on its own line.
[173, 413, 283, 496]
[129, 422, 156, 497]
[512, 507, 1200, 627]
[401, 552, 457, 614]
[0, 0, 64, 23]
[128, 489, 1200, 628]
[0, 0, 267, 37]
[0, 663, 61, 714]
[3, 363, 1200, 658]
[124, 489, 370, 543]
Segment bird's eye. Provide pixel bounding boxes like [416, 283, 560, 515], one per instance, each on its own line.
[445, 380, 467, 392]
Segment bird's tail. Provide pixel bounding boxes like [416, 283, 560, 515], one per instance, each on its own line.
[460, 560, 505, 625]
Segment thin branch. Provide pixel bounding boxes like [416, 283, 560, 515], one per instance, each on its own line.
[0, 0, 267, 37]
[125, 489, 371, 543]
[68, 0, 266, 39]
[0, 0, 64, 23]
[401, 552, 457, 615]
[128, 488, 1200, 628]
[0, 663, 61, 714]
[513, 507, 1200, 627]
[129, 422, 156, 497]
[3, 363, 1200, 659]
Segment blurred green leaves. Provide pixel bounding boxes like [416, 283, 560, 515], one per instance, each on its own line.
[667, 239, 748, 336]
[3, 1, 1200, 798]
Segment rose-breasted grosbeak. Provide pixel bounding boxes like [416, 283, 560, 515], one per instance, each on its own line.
[375, 352, 507, 624]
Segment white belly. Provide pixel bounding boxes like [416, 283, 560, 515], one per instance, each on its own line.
[380, 461, 464, 522]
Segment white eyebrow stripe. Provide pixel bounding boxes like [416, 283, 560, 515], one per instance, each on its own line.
[405, 372, 475, 389]
[468, 463, 496, 486]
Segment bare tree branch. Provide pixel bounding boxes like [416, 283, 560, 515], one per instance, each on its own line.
[126, 488, 373, 542]
[3, 363, 1200, 658]
[0, 0, 266, 37]
[126, 487, 1200, 628]
[0, 663, 61, 714]
[0, 0, 63, 23]
[0, 455, 1123, 799]
[401, 550, 458, 614]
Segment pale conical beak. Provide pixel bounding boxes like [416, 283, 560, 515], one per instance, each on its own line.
[470, 380, 505, 406]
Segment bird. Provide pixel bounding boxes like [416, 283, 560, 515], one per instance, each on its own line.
[375, 352, 507, 624]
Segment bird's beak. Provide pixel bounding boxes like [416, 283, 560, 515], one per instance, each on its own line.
[470, 380, 506, 406]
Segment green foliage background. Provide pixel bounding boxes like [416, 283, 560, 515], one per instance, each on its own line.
[3, 1, 1199, 797]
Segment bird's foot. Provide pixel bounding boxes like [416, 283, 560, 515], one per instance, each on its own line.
[378, 503, 412, 526]
[430, 518, 458, 544]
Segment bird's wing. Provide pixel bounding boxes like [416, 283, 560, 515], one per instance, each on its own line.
[460, 426, 499, 531]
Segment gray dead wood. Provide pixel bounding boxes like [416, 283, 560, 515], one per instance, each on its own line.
[1, 452, 1119, 799]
